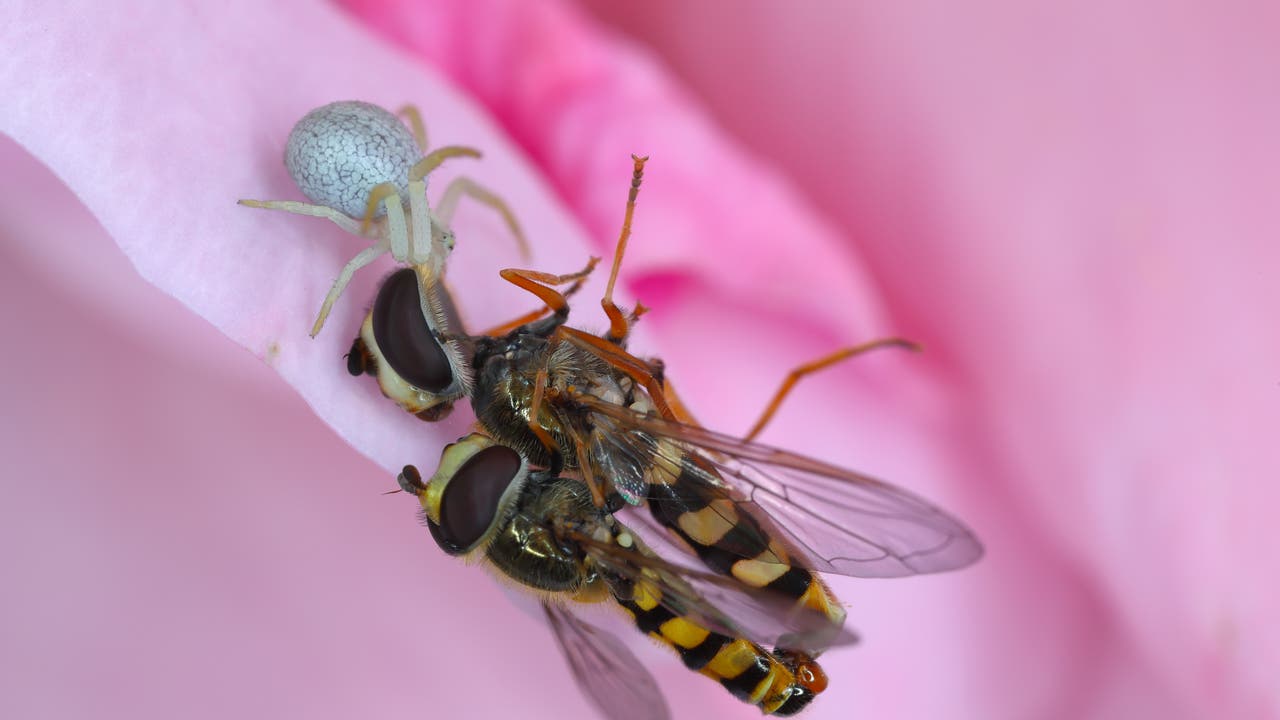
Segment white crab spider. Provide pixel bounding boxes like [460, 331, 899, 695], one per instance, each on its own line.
[239, 101, 528, 337]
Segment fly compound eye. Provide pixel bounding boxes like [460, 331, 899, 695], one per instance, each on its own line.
[372, 268, 454, 393]
[435, 445, 524, 554]
[424, 435, 529, 556]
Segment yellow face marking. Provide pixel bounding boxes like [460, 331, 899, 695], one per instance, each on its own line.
[731, 555, 790, 588]
[658, 616, 710, 649]
[676, 499, 738, 546]
[616, 532, 634, 549]
[420, 434, 496, 524]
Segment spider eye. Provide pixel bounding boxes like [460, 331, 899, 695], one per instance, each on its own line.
[372, 268, 454, 393]
[433, 444, 524, 554]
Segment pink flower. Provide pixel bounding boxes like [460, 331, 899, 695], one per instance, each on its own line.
[2, 1, 1274, 719]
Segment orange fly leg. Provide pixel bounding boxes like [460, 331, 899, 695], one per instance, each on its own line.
[498, 257, 600, 321]
[743, 337, 921, 442]
[657, 375, 701, 427]
[525, 366, 561, 459]
[482, 268, 596, 336]
[570, 432, 609, 509]
[600, 155, 649, 345]
[554, 326, 677, 421]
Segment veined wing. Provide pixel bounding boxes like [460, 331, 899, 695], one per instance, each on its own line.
[543, 601, 671, 720]
[577, 394, 984, 579]
[571, 526, 859, 655]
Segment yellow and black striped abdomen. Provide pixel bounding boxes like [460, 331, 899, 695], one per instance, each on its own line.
[613, 577, 820, 716]
[645, 451, 846, 633]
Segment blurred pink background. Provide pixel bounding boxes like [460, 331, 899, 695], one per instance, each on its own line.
[2, 1, 1277, 719]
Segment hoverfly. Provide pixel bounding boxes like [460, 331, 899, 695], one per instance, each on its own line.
[242, 105, 983, 717]
[342, 155, 984, 716]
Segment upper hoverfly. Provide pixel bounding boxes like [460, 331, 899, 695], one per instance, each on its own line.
[242, 103, 983, 718]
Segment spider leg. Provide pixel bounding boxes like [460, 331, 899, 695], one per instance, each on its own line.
[436, 176, 530, 261]
[353, 182, 410, 265]
[311, 238, 392, 338]
[396, 104, 427, 150]
[406, 177, 438, 275]
[237, 199, 362, 236]
[408, 146, 482, 182]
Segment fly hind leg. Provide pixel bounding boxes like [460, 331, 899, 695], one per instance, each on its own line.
[743, 338, 921, 441]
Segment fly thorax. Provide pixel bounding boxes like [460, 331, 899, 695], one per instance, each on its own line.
[486, 475, 597, 593]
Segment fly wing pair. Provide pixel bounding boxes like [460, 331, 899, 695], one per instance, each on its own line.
[542, 391, 984, 717]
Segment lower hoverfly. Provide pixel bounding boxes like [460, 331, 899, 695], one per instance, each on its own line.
[241, 104, 982, 717]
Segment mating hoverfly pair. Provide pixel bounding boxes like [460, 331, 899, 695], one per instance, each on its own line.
[241, 101, 982, 718]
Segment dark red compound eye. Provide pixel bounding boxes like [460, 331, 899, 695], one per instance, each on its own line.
[434, 445, 523, 553]
[371, 268, 454, 393]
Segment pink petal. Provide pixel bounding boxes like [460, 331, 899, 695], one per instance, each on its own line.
[1, 0, 601, 468]
[3, 2, 1002, 720]
[0, 2, 620, 718]
[0, 136, 605, 718]
[336, 0, 1013, 717]
[572, 2, 1280, 719]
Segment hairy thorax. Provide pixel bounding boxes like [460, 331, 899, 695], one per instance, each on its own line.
[470, 334, 636, 469]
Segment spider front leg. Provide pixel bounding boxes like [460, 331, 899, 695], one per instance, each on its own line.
[310, 238, 391, 337]
[310, 182, 407, 337]
[236, 199, 364, 236]
[436, 176, 531, 261]
[401, 146, 485, 280]
[396, 105, 428, 149]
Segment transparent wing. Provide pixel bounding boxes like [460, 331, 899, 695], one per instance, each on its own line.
[543, 601, 671, 720]
[578, 394, 984, 579]
[573, 527, 859, 655]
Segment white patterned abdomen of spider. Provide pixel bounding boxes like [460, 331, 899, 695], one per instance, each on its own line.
[240, 100, 527, 337]
[286, 101, 421, 220]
